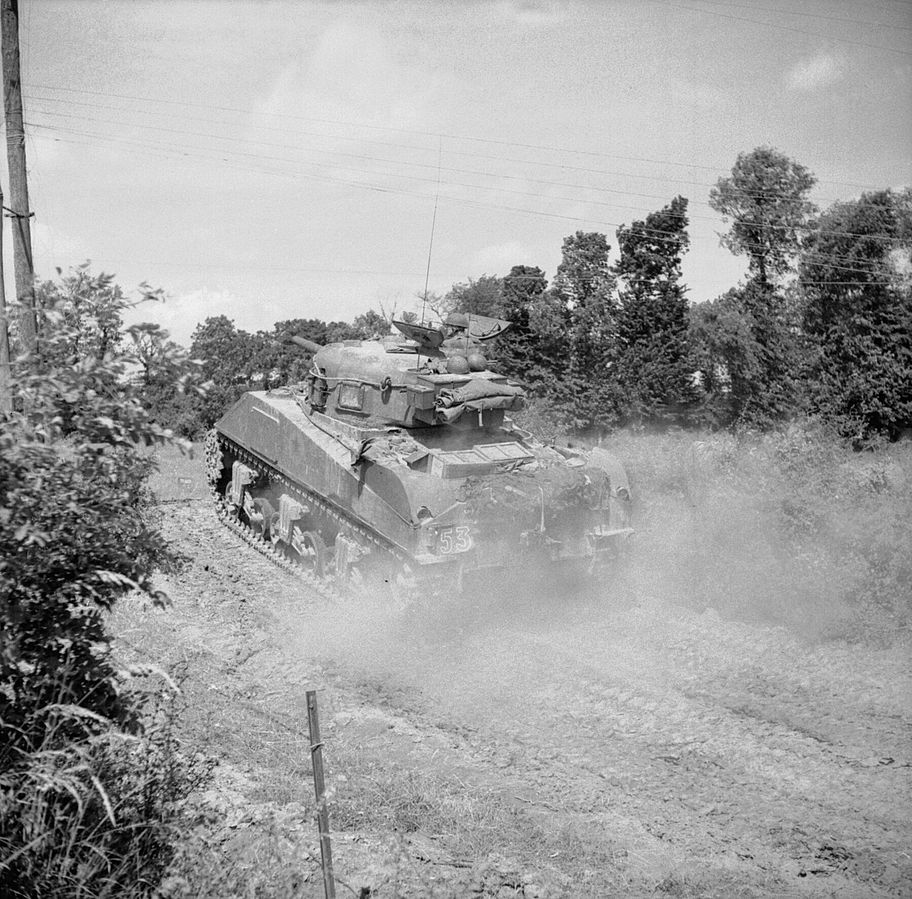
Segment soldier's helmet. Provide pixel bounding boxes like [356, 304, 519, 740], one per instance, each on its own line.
[445, 312, 469, 332]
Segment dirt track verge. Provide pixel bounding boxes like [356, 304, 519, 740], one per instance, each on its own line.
[113, 495, 912, 898]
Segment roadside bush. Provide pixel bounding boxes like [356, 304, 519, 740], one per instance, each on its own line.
[0, 273, 206, 896]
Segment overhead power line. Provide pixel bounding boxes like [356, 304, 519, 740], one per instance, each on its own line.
[27, 252, 900, 290]
[28, 123, 906, 283]
[653, 0, 912, 55]
[26, 114, 902, 253]
[22, 93, 896, 208]
[684, 0, 912, 30]
[24, 82, 893, 191]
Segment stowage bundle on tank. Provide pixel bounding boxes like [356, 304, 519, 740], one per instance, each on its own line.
[208, 312, 632, 592]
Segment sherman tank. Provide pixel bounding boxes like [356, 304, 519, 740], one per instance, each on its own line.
[206, 313, 632, 594]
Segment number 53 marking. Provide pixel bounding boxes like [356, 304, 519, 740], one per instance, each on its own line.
[437, 526, 473, 554]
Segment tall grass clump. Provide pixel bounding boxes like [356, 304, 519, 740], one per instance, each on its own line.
[1, 271, 207, 896]
[0, 684, 210, 898]
[606, 423, 912, 642]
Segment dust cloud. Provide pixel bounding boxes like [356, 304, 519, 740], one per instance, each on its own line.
[269, 462, 880, 736]
[272, 559, 684, 740]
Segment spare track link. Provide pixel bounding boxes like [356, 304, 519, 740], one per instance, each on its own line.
[205, 430, 407, 600]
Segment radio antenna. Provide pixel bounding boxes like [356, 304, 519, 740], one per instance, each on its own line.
[420, 136, 442, 327]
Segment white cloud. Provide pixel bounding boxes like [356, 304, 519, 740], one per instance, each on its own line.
[124, 288, 283, 348]
[469, 240, 533, 274]
[494, 0, 568, 29]
[787, 52, 844, 92]
[255, 19, 461, 136]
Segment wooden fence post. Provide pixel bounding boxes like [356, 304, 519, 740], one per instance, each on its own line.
[307, 690, 336, 899]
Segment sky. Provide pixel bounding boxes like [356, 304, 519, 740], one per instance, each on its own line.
[5, 0, 912, 346]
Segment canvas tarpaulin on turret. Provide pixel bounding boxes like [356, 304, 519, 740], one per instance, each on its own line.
[435, 379, 525, 423]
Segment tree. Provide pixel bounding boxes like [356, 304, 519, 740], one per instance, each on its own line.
[552, 231, 619, 430]
[189, 316, 267, 428]
[352, 308, 392, 338]
[689, 280, 801, 426]
[698, 148, 815, 426]
[709, 146, 817, 285]
[525, 287, 571, 396]
[129, 322, 204, 437]
[553, 231, 615, 308]
[613, 196, 693, 420]
[443, 274, 505, 319]
[263, 318, 358, 387]
[799, 189, 912, 437]
[35, 264, 136, 364]
[499, 265, 547, 383]
[1, 351, 177, 744]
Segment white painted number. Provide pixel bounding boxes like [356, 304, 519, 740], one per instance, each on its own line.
[437, 526, 473, 554]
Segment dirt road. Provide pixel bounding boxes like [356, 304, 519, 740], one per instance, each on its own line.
[115, 498, 912, 898]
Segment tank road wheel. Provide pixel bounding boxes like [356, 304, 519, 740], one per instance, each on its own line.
[268, 512, 283, 548]
[249, 498, 275, 541]
[291, 528, 327, 578]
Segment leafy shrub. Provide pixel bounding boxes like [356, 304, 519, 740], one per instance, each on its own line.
[0, 269, 205, 896]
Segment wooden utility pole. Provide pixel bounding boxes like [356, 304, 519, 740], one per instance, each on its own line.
[1, 0, 36, 355]
[0, 181, 10, 412]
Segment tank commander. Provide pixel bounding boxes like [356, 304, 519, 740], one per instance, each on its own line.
[442, 312, 479, 356]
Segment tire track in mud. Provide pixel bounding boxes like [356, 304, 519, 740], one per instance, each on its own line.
[510, 628, 912, 894]
[297, 589, 912, 896]
[151, 501, 912, 897]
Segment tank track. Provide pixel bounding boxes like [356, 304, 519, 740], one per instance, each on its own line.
[205, 430, 411, 600]
[204, 430, 340, 599]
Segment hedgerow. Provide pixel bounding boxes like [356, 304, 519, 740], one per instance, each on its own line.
[0, 273, 207, 897]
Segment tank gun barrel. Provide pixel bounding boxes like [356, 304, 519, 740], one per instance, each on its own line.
[288, 335, 324, 354]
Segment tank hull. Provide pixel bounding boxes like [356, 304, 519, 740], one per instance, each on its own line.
[210, 388, 632, 586]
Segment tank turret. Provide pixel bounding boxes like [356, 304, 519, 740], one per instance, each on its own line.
[294, 316, 525, 431]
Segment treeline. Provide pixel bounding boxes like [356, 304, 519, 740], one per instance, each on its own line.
[424, 147, 910, 439]
[139, 310, 391, 437]
[140, 145, 910, 442]
[20, 145, 908, 442]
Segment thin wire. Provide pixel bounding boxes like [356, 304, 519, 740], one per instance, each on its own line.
[653, 0, 912, 55]
[30, 127, 653, 232]
[23, 90, 890, 201]
[24, 82, 895, 190]
[25, 97, 897, 211]
[421, 137, 442, 326]
[27, 126, 904, 284]
[27, 118, 901, 252]
[684, 0, 912, 30]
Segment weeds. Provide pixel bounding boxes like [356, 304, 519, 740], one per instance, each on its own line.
[608, 424, 912, 643]
[0, 677, 211, 899]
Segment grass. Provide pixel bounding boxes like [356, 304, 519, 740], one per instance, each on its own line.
[605, 424, 912, 644]
[146, 422, 912, 645]
[144, 442, 209, 504]
[0, 682, 211, 899]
